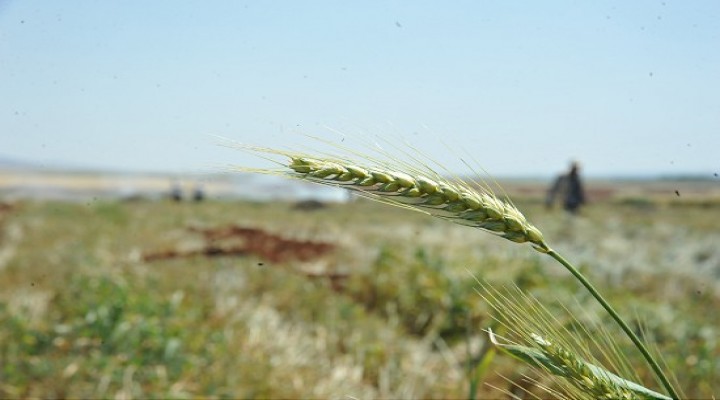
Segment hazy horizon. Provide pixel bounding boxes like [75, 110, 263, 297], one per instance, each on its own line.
[0, 152, 716, 181]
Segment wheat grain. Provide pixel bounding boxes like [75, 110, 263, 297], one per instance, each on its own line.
[287, 156, 550, 252]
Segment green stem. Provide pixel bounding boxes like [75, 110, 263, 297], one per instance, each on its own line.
[545, 249, 679, 400]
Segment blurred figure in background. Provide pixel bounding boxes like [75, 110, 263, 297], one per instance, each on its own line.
[546, 161, 586, 214]
[169, 181, 183, 202]
[192, 183, 205, 202]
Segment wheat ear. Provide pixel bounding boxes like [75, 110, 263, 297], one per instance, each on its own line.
[489, 330, 670, 400]
[287, 156, 550, 252]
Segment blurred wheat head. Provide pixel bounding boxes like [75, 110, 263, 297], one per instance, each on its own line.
[480, 284, 675, 400]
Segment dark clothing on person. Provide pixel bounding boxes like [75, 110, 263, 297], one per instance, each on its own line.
[170, 185, 183, 202]
[192, 186, 205, 202]
[546, 170, 585, 213]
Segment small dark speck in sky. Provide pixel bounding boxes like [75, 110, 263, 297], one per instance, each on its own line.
[714, 173, 718, 177]
[675, 190, 680, 197]
[395, 21, 402, 28]
[649, 72, 654, 77]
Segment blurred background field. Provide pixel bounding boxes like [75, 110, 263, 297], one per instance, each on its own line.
[0, 170, 718, 399]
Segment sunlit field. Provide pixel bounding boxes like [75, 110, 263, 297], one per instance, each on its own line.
[0, 192, 718, 398]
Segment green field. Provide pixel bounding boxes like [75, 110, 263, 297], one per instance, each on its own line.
[0, 197, 718, 398]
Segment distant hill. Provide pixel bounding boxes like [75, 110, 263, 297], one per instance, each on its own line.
[0, 155, 44, 171]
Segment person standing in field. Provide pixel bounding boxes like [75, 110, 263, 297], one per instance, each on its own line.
[546, 161, 586, 214]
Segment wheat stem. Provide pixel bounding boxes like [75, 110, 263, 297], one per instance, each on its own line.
[546, 250, 679, 399]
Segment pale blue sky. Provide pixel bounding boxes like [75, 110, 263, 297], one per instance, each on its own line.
[1, 1, 718, 177]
